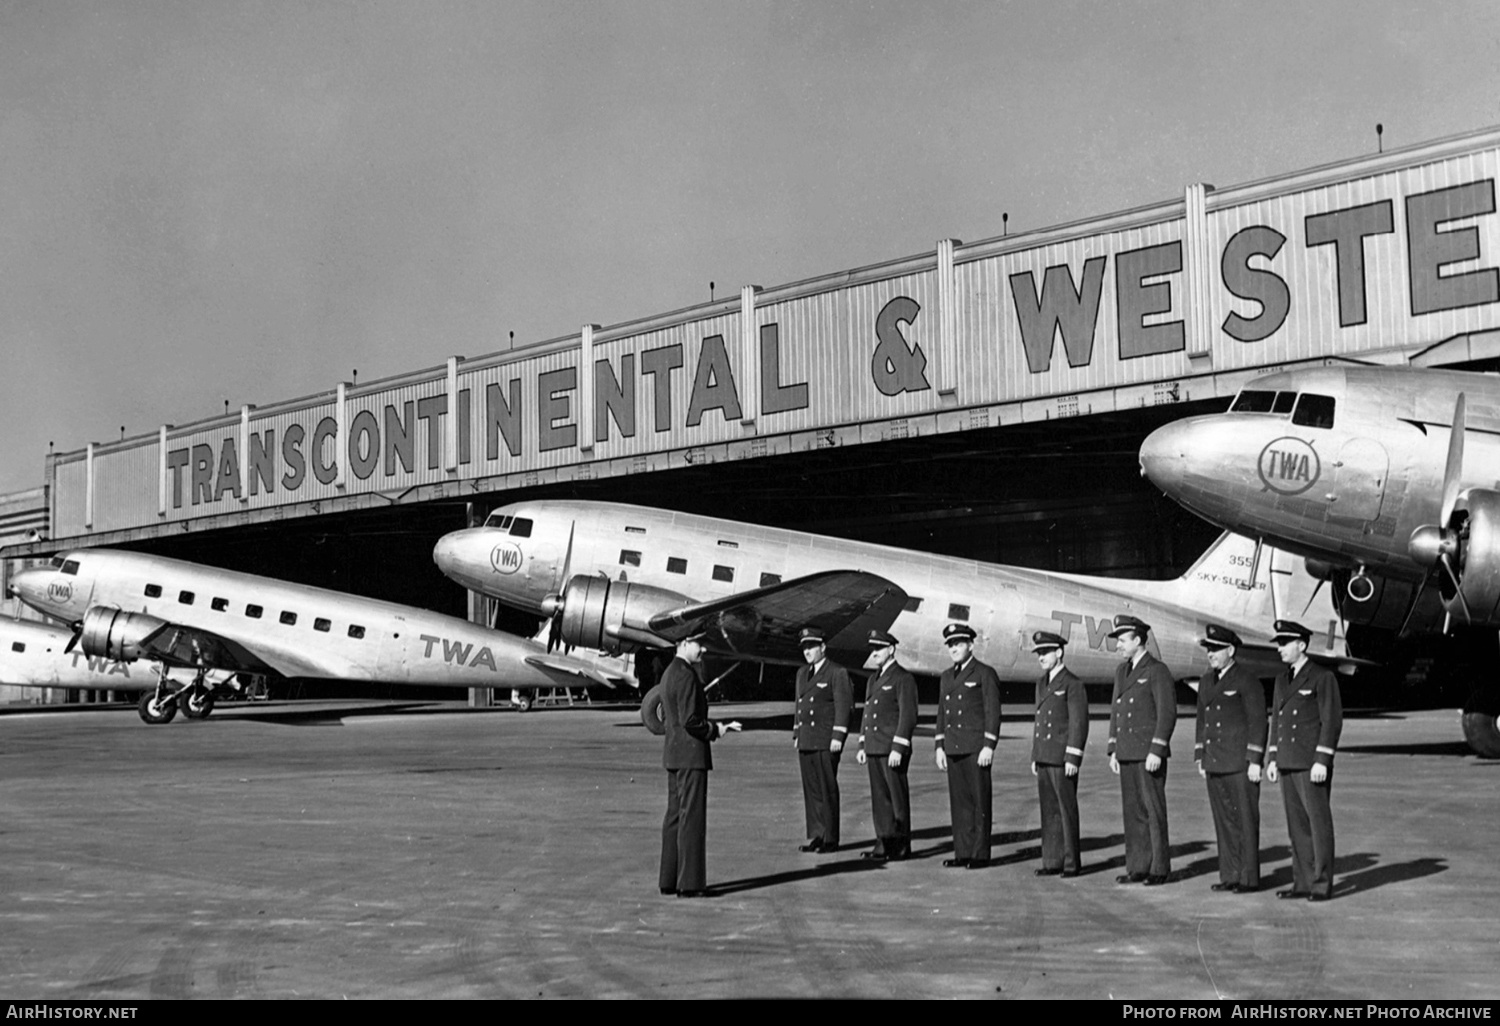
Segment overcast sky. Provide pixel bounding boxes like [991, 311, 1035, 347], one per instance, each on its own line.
[2, 0, 1497, 495]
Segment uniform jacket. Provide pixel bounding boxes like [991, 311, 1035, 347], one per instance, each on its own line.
[1193, 660, 1268, 774]
[934, 657, 1001, 756]
[1267, 660, 1342, 771]
[1032, 665, 1088, 767]
[661, 656, 717, 771]
[858, 661, 918, 757]
[794, 658, 853, 752]
[1107, 651, 1177, 761]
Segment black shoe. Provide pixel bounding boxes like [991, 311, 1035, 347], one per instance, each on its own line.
[676, 889, 710, 899]
[1034, 867, 1063, 877]
[1115, 873, 1147, 884]
[1276, 889, 1309, 900]
[1143, 874, 1171, 886]
[1210, 882, 1238, 892]
[1060, 869, 1080, 878]
[965, 859, 990, 870]
[887, 849, 909, 862]
[659, 888, 677, 896]
[942, 858, 970, 868]
[798, 840, 824, 853]
[1307, 892, 1331, 903]
[1237, 885, 1260, 894]
[819, 843, 840, 855]
[860, 851, 888, 861]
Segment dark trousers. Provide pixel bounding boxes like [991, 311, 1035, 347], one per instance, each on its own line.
[866, 754, 911, 856]
[1206, 770, 1260, 888]
[1281, 769, 1335, 897]
[798, 748, 841, 847]
[1036, 763, 1081, 873]
[945, 752, 992, 862]
[660, 768, 708, 892]
[1119, 759, 1170, 877]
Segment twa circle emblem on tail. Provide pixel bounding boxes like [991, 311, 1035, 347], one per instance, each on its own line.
[490, 542, 523, 575]
[1258, 437, 1320, 495]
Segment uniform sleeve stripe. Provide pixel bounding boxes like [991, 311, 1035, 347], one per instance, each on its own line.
[1247, 744, 1265, 753]
[833, 726, 848, 733]
[984, 732, 998, 741]
[893, 736, 910, 746]
[1316, 745, 1335, 754]
[1065, 746, 1084, 756]
[933, 733, 945, 740]
[1152, 737, 1168, 745]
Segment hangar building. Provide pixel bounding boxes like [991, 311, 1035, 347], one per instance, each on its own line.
[8, 125, 1500, 699]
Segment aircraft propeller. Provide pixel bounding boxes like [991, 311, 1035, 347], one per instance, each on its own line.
[541, 522, 576, 654]
[1407, 393, 1473, 628]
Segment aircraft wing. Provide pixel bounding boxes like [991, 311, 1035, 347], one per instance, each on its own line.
[120, 621, 287, 676]
[647, 570, 909, 665]
[523, 653, 630, 689]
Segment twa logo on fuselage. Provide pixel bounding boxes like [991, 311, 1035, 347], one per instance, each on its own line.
[490, 542, 523, 575]
[1258, 437, 1320, 495]
[47, 581, 73, 604]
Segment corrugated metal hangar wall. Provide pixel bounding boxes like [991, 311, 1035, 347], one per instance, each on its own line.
[10, 125, 1500, 686]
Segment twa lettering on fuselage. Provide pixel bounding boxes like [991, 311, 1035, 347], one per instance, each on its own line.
[1048, 611, 1163, 659]
[47, 581, 73, 604]
[1258, 436, 1320, 495]
[490, 542, 523, 575]
[69, 653, 133, 677]
[419, 634, 501, 673]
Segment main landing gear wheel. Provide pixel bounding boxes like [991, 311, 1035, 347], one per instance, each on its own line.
[1461, 689, 1500, 758]
[639, 683, 666, 736]
[180, 686, 215, 720]
[510, 688, 534, 713]
[138, 692, 179, 724]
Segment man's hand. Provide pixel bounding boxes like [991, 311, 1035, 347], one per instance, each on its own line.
[1196, 759, 1206, 780]
[1109, 753, 1120, 775]
[935, 748, 948, 772]
[888, 750, 902, 769]
[1064, 762, 1078, 778]
[1247, 764, 1262, 784]
[830, 738, 843, 754]
[978, 746, 994, 768]
[856, 748, 867, 766]
[1311, 762, 1328, 784]
[1145, 753, 1162, 773]
[1266, 761, 1279, 784]
[1030, 761, 1038, 777]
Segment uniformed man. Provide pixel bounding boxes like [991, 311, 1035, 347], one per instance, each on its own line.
[1106, 614, 1177, 886]
[659, 631, 741, 898]
[934, 622, 1001, 869]
[1193, 623, 1267, 894]
[856, 628, 919, 862]
[793, 626, 852, 854]
[1030, 630, 1088, 878]
[1265, 619, 1343, 902]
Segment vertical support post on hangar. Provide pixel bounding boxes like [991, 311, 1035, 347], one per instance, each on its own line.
[334, 382, 349, 489]
[157, 425, 171, 518]
[740, 285, 762, 429]
[578, 324, 598, 453]
[84, 442, 94, 530]
[934, 238, 962, 407]
[465, 498, 494, 708]
[238, 405, 254, 503]
[445, 356, 460, 474]
[1183, 183, 1215, 359]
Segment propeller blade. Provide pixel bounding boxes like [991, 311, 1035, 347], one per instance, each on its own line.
[1300, 577, 1327, 618]
[1438, 552, 1472, 625]
[63, 623, 82, 654]
[1441, 393, 1467, 526]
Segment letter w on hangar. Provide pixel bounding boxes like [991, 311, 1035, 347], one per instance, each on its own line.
[12, 124, 1500, 704]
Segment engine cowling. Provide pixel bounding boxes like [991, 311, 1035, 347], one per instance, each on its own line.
[79, 605, 170, 663]
[1444, 488, 1500, 625]
[1331, 568, 1444, 633]
[556, 576, 690, 652]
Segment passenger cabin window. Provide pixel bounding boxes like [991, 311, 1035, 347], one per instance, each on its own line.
[246, 604, 263, 619]
[509, 517, 533, 538]
[61, 560, 79, 576]
[948, 603, 971, 621]
[211, 597, 229, 612]
[280, 611, 297, 626]
[619, 550, 641, 567]
[1292, 393, 1336, 429]
[144, 584, 162, 598]
[314, 618, 331, 633]
[178, 591, 195, 605]
[626, 525, 646, 534]
[11, 642, 24, 653]
[717, 539, 739, 549]
[712, 565, 734, 583]
[759, 572, 781, 587]
[667, 557, 687, 574]
[904, 597, 924, 612]
[348, 625, 366, 639]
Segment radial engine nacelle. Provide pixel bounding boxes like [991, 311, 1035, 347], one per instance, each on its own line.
[1430, 489, 1500, 626]
[79, 605, 170, 663]
[554, 576, 691, 652]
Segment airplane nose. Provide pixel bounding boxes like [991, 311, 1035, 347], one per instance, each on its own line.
[433, 532, 459, 571]
[1139, 420, 1190, 493]
[9, 568, 45, 606]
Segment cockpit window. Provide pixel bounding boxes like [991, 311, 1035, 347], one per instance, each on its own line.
[1272, 390, 1297, 415]
[1230, 390, 1276, 413]
[60, 560, 79, 576]
[484, 513, 513, 530]
[509, 517, 533, 538]
[49, 556, 64, 568]
[1292, 393, 1336, 429]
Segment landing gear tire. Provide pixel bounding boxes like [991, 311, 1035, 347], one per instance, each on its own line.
[510, 689, 533, 713]
[1461, 690, 1500, 758]
[180, 687, 215, 720]
[138, 692, 179, 724]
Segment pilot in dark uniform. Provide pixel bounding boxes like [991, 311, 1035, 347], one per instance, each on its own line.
[1106, 614, 1177, 886]
[1193, 623, 1267, 894]
[1265, 619, 1343, 902]
[934, 622, 1001, 869]
[793, 627, 852, 853]
[856, 629, 919, 862]
[659, 631, 739, 897]
[1030, 631, 1088, 878]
